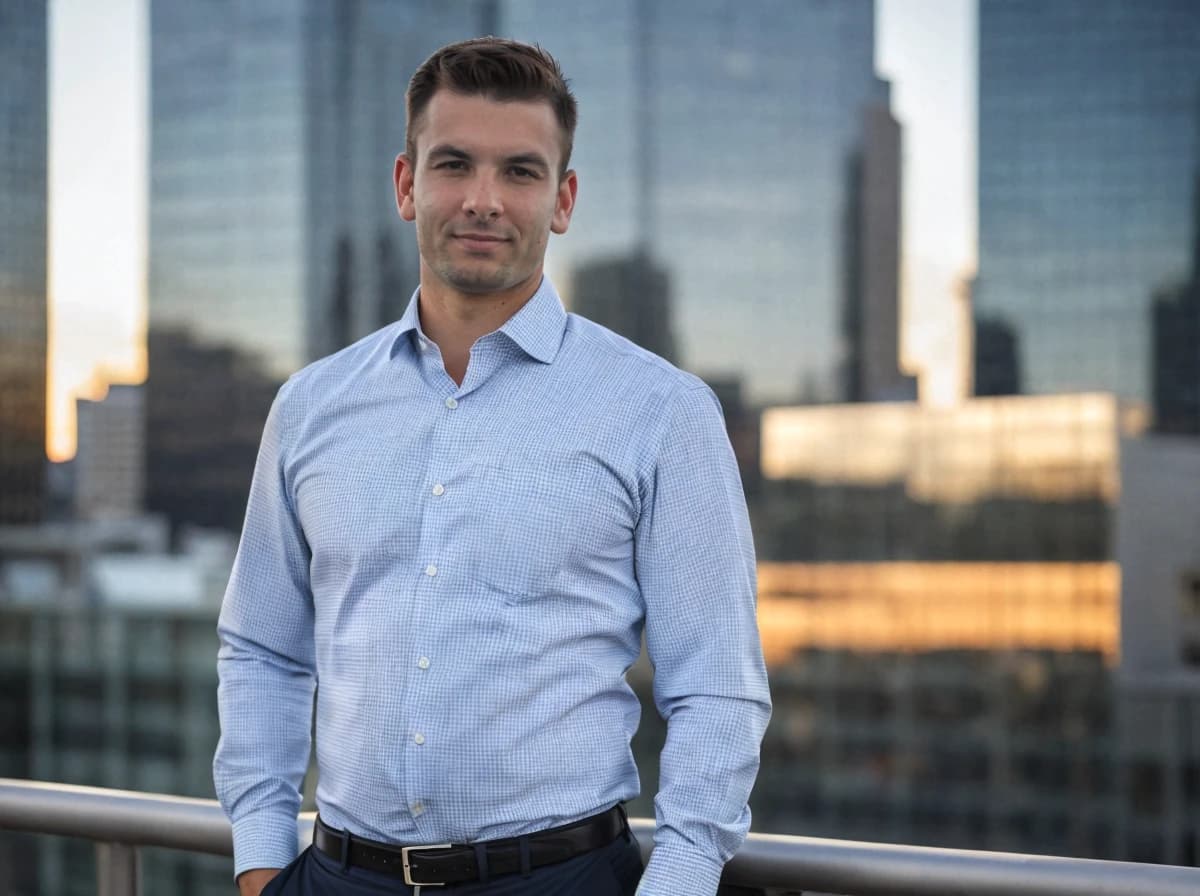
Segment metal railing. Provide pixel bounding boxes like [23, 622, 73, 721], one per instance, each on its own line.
[2, 778, 1200, 896]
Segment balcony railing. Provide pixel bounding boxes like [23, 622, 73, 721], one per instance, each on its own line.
[2, 778, 1200, 896]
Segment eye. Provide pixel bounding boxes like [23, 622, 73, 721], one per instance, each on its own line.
[509, 166, 539, 179]
[435, 159, 467, 171]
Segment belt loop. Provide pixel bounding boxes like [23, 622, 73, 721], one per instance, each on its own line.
[339, 827, 352, 872]
[518, 835, 532, 877]
[617, 803, 631, 841]
[473, 842, 490, 884]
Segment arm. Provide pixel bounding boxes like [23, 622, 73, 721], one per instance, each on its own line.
[214, 383, 318, 879]
[633, 385, 772, 896]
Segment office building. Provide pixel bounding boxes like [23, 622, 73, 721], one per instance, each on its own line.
[721, 393, 1200, 864]
[1153, 282, 1200, 435]
[503, 0, 902, 405]
[74, 385, 144, 521]
[1151, 168, 1200, 434]
[0, 1, 49, 524]
[973, 315, 1021, 397]
[144, 328, 280, 535]
[146, 0, 490, 532]
[570, 252, 677, 364]
[0, 601, 229, 895]
[975, 0, 1200, 405]
[842, 82, 915, 403]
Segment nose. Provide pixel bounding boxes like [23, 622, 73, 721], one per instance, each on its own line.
[462, 171, 502, 219]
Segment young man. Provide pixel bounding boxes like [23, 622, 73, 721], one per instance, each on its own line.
[215, 38, 771, 896]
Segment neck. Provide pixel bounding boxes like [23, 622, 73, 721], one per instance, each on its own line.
[417, 266, 543, 385]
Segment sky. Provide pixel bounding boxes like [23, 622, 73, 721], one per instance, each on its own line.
[45, 0, 977, 461]
[48, 0, 146, 461]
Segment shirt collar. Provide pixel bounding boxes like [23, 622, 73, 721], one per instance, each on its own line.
[391, 277, 567, 364]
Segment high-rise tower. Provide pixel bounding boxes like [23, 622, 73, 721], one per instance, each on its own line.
[502, 0, 895, 405]
[146, 0, 489, 532]
[976, 0, 1200, 405]
[0, 1, 49, 524]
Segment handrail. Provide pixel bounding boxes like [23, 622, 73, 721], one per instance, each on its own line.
[3, 778, 1200, 896]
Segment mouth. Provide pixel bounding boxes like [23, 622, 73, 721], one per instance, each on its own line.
[453, 232, 509, 251]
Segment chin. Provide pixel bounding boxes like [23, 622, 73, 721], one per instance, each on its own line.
[439, 263, 525, 295]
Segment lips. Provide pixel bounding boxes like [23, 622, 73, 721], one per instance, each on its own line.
[454, 232, 505, 241]
[453, 232, 509, 252]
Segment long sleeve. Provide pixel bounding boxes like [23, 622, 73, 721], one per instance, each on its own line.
[213, 382, 317, 877]
[633, 385, 772, 896]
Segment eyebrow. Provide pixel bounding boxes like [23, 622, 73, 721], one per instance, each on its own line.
[426, 144, 551, 173]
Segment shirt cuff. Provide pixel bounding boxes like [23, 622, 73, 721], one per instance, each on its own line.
[635, 842, 726, 896]
[231, 807, 301, 879]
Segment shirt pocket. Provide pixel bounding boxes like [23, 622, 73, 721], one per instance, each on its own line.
[467, 462, 579, 602]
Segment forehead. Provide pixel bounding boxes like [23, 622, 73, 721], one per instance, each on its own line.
[411, 90, 563, 167]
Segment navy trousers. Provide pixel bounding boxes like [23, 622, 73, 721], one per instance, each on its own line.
[261, 829, 644, 895]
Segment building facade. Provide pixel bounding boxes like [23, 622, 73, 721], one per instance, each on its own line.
[502, 0, 902, 406]
[975, 0, 1200, 412]
[74, 385, 145, 521]
[569, 252, 677, 365]
[714, 394, 1200, 865]
[145, 0, 491, 533]
[0, 1, 48, 524]
[0, 603, 229, 895]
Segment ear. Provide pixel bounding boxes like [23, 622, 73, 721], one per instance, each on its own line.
[551, 169, 578, 235]
[394, 154, 417, 222]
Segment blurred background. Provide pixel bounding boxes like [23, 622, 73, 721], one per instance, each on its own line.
[1, 0, 1199, 893]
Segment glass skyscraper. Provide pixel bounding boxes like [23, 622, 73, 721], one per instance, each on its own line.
[0, 1, 48, 524]
[975, 0, 1200, 416]
[146, 0, 490, 531]
[502, 0, 893, 405]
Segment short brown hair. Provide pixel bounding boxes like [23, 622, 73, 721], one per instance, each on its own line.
[405, 37, 578, 175]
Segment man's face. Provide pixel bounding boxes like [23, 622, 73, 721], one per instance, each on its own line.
[394, 90, 576, 300]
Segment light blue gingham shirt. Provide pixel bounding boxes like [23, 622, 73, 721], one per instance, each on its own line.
[215, 278, 771, 895]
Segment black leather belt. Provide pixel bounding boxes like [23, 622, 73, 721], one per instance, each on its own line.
[313, 806, 627, 887]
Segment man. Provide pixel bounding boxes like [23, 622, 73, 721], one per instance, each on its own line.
[215, 37, 770, 896]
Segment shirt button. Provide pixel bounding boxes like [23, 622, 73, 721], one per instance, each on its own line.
[445, 397, 458, 409]
[417, 338, 427, 351]
[417, 656, 431, 670]
[411, 802, 425, 817]
[413, 732, 425, 745]
[431, 483, 445, 496]
[425, 564, 438, 577]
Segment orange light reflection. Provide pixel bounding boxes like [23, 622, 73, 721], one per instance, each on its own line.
[757, 562, 1119, 667]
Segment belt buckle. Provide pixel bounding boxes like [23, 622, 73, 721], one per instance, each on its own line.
[402, 843, 453, 892]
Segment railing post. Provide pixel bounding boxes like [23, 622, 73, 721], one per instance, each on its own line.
[95, 842, 140, 896]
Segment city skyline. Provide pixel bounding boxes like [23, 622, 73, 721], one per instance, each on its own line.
[43, 0, 977, 460]
[7, 4, 1200, 887]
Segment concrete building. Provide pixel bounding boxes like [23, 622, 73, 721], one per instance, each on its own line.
[74, 385, 144, 521]
[0, 0, 48, 524]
